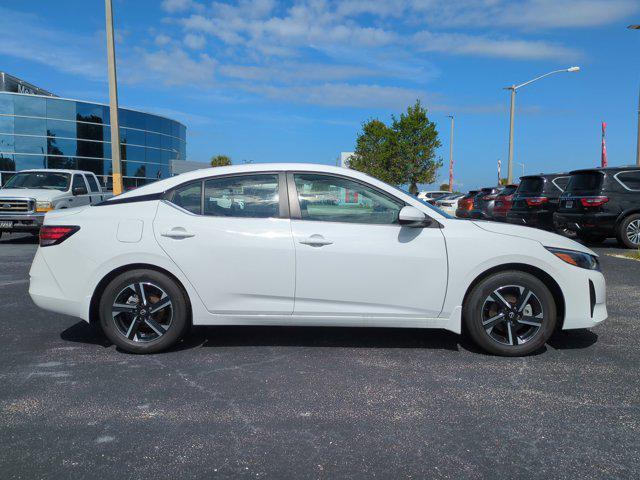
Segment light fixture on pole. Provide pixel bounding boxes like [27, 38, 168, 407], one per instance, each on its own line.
[505, 66, 580, 183]
[627, 25, 640, 165]
[447, 115, 454, 192]
[105, 0, 123, 195]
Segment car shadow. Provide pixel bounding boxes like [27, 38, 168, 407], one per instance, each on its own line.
[547, 329, 598, 350]
[60, 321, 600, 355]
[0, 233, 38, 244]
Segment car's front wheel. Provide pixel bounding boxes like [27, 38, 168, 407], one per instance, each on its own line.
[98, 269, 189, 354]
[463, 271, 557, 356]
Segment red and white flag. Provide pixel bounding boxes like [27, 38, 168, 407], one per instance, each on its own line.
[497, 159, 501, 185]
[601, 122, 608, 168]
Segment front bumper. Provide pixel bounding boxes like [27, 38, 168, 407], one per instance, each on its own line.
[553, 212, 617, 236]
[0, 213, 44, 231]
[561, 269, 607, 330]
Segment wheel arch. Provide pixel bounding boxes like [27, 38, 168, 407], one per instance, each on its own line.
[462, 263, 566, 329]
[615, 209, 640, 229]
[89, 263, 193, 326]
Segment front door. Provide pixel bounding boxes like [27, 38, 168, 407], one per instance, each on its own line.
[289, 173, 448, 318]
[154, 173, 295, 315]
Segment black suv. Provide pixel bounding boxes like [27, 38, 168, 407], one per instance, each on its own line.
[554, 166, 640, 248]
[506, 173, 570, 231]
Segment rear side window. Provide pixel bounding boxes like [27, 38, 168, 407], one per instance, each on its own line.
[518, 177, 544, 194]
[566, 172, 603, 193]
[204, 174, 280, 218]
[85, 174, 100, 192]
[552, 176, 569, 191]
[616, 171, 640, 191]
[172, 182, 202, 214]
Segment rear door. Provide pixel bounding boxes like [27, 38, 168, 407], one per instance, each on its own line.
[153, 172, 295, 315]
[288, 172, 447, 319]
[84, 174, 103, 203]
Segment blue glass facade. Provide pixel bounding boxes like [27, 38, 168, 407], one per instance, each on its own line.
[0, 92, 186, 189]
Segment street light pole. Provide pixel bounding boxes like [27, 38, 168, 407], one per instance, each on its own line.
[630, 26, 640, 165]
[505, 66, 580, 184]
[105, 0, 123, 195]
[448, 115, 454, 192]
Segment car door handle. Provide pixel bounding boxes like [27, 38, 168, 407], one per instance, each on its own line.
[161, 227, 195, 239]
[299, 234, 333, 247]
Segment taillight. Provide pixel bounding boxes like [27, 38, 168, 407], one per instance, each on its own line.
[504, 195, 514, 202]
[483, 195, 497, 200]
[580, 196, 609, 207]
[525, 197, 548, 207]
[39, 225, 80, 247]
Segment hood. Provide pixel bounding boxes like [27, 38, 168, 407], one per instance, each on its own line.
[472, 221, 596, 256]
[0, 188, 67, 201]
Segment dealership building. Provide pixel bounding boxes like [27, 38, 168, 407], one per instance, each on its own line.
[0, 72, 188, 188]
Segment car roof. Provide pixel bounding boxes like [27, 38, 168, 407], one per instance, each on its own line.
[19, 169, 93, 175]
[569, 166, 640, 174]
[519, 173, 568, 180]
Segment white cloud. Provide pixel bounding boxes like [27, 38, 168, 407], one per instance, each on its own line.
[161, 0, 203, 14]
[183, 33, 206, 49]
[414, 31, 580, 60]
[247, 83, 431, 109]
[154, 34, 172, 46]
[133, 48, 217, 86]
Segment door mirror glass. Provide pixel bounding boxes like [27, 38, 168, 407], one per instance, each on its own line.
[398, 205, 430, 227]
[72, 186, 88, 196]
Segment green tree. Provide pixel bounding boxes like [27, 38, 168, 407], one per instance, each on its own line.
[350, 100, 442, 195]
[439, 183, 451, 191]
[210, 155, 232, 167]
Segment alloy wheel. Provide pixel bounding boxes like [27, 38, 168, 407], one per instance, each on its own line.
[481, 285, 544, 346]
[626, 219, 640, 245]
[112, 282, 173, 343]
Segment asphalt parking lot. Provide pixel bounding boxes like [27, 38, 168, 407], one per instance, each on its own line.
[0, 233, 638, 479]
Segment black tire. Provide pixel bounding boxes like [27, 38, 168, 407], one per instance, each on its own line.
[463, 271, 557, 356]
[98, 269, 189, 354]
[577, 232, 606, 245]
[616, 214, 640, 249]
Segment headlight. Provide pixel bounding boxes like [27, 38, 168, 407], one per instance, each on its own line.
[546, 247, 600, 270]
[36, 201, 53, 212]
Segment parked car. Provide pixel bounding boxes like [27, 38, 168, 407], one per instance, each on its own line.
[554, 166, 640, 248]
[470, 187, 502, 220]
[435, 193, 465, 216]
[0, 169, 112, 237]
[455, 190, 478, 218]
[30, 163, 606, 356]
[417, 190, 450, 204]
[491, 184, 519, 222]
[506, 173, 570, 231]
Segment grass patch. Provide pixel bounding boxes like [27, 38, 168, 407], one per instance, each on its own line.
[609, 250, 640, 261]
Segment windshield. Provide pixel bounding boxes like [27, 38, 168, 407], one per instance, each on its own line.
[518, 177, 544, 194]
[2, 172, 71, 191]
[566, 172, 603, 193]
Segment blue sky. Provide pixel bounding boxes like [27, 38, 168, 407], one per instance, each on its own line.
[0, 0, 638, 190]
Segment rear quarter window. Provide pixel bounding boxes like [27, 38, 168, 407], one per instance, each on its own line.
[615, 171, 640, 191]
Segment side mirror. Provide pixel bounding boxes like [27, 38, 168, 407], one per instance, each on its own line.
[73, 186, 88, 196]
[398, 205, 431, 227]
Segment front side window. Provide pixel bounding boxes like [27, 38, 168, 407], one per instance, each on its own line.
[293, 173, 402, 224]
[72, 174, 87, 191]
[204, 174, 280, 218]
[171, 182, 202, 214]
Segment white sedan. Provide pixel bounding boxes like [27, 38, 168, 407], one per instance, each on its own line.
[29, 164, 607, 356]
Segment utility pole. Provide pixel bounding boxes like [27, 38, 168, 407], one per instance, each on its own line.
[628, 26, 640, 165]
[105, 0, 123, 195]
[448, 115, 454, 192]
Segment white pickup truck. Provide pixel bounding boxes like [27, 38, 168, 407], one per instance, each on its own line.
[0, 169, 112, 237]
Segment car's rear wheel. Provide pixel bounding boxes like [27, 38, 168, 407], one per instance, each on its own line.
[463, 271, 557, 356]
[98, 269, 189, 354]
[617, 214, 640, 249]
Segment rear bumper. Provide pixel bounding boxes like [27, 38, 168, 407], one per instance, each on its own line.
[491, 210, 509, 222]
[553, 212, 617, 236]
[469, 209, 491, 220]
[0, 213, 44, 231]
[506, 210, 554, 229]
[455, 210, 472, 218]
